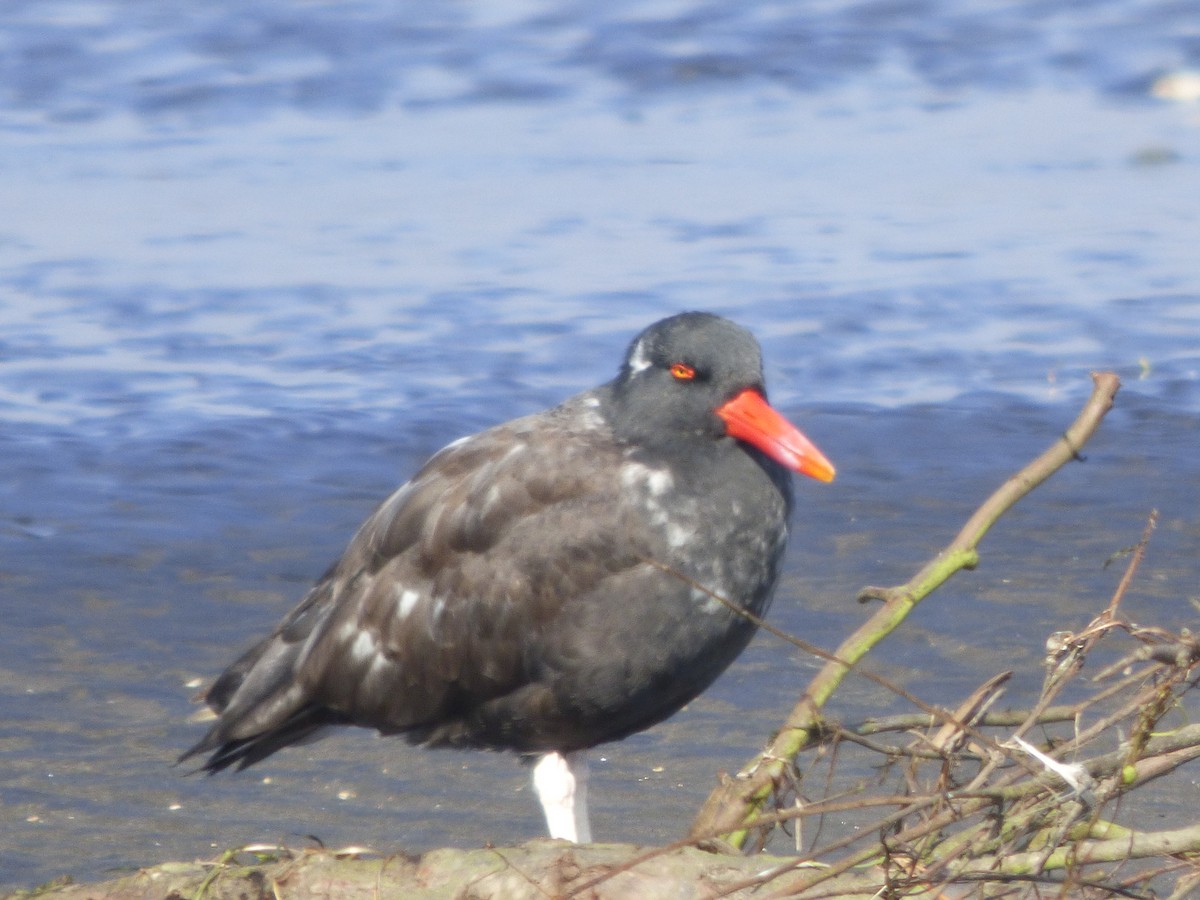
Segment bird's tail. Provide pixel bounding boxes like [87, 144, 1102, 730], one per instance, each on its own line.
[178, 703, 346, 773]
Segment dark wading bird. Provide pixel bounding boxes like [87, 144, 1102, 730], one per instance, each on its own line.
[181, 312, 835, 842]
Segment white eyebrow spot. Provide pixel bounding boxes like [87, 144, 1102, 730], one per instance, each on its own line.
[395, 587, 420, 620]
[627, 337, 652, 373]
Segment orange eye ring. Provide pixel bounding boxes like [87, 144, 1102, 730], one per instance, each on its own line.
[669, 362, 696, 381]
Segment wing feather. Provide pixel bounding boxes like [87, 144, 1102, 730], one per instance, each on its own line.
[183, 401, 648, 766]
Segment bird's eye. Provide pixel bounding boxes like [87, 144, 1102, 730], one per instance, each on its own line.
[669, 362, 696, 381]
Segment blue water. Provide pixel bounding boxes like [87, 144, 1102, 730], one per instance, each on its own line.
[2, 0, 1199, 890]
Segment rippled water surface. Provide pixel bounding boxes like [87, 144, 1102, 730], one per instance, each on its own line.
[2, 0, 1199, 891]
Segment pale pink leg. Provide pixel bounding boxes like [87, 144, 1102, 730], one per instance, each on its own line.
[532, 750, 592, 842]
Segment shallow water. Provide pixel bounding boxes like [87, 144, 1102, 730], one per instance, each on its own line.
[2, 0, 1199, 891]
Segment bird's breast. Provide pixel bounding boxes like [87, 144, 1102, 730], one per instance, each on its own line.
[617, 448, 790, 620]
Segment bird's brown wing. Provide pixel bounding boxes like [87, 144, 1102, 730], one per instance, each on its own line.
[182, 400, 669, 768]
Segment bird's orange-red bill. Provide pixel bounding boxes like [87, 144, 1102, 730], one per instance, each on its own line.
[716, 389, 836, 483]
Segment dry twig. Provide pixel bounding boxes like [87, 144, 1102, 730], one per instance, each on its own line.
[689, 372, 1122, 847]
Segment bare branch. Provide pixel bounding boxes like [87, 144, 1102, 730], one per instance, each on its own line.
[688, 372, 1122, 846]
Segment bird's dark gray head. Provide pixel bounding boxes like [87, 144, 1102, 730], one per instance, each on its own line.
[619, 312, 766, 399]
[607, 312, 768, 444]
[605, 312, 835, 484]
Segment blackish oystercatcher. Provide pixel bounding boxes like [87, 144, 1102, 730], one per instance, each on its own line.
[181, 312, 834, 843]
